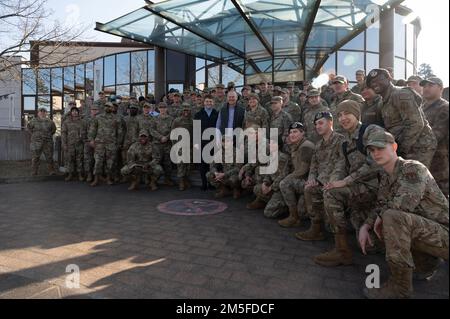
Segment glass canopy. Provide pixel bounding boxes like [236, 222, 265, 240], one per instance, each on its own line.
[96, 0, 404, 81]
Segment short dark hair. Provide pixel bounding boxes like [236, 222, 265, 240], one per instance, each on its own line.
[204, 94, 214, 100]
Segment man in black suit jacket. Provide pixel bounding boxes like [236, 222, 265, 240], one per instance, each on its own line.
[194, 94, 219, 190]
[216, 91, 246, 136]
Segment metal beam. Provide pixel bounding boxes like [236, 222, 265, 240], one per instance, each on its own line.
[300, 0, 321, 69]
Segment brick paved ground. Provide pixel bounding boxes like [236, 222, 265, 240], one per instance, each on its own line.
[0, 180, 448, 299]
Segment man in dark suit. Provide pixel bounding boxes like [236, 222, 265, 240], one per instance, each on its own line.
[216, 91, 246, 136]
[194, 94, 219, 190]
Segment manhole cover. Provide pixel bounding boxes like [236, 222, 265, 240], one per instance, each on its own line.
[157, 199, 228, 216]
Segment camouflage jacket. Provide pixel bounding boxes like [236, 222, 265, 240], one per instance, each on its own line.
[262, 151, 291, 192]
[302, 103, 331, 144]
[381, 85, 436, 157]
[422, 98, 449, 153]
[126, 141, 161, 167]
[27, 117, 56, 143]
[287, 137, 315, 180]
[244, 105, 270, 130]
[123, 115, 140, 148]
[61, 117, 83, 147]
[283, 101, 302, 123]
[259, 91, 272, 108]
[365, 158, 449, 230]
[308, 131, 345, 184]
[88, 113, 124, 145]
[270, 110, 292, 146]
[209, 149, 243, 179]
[361, 95, 384, 127]
[213, 96, 226, 111]
[151, 114, 174, 144]
[137, 114, 155, 137]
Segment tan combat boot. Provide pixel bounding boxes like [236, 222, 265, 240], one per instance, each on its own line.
[128, 175, 139, 191]
[47, 163, 56, 176]
[106, 174, 114, 185]
[149, 176, 159, 191]
[179, 178, 186, 191]
[246, 198, 267, 210]
[90, 174, 100, 187]
[313, 229, 353, 267]
[214, 185, 230, 199]
[278, 205, 301, 228]
[78, 173, 85, 182]
[65, 173, 73, 182]
[31, 162, 39, 176]
[363, 262, 413, 299]
[164, 176, 175, 186]
[295, 221, 326, 241]
[86, 172, 93, 183]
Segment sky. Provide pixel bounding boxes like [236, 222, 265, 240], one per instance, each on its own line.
[45, 0, 449, 86]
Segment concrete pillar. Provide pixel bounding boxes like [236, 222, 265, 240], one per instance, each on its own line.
[155, 46, 166, 102]
[379, 9, 395, 70]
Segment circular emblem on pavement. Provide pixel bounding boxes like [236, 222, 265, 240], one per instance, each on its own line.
[157, 199, 228, 216]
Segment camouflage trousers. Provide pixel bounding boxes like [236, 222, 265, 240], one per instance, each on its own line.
[93, 143, 117, 175]
[382, 209, 449, 269]
[430, 149, 449, 197]
[30, 140, 54, 169]
[206, 172, 240, 189]
[304, 185, 327, 223]
[279, 176, 307, 218]
[84, 143, 95, 175]
[323, 181, 378, 232]
[120, 162, 163, 180]
[253, 184, 287, 218]
[65, 143, 83, 174]
[176, 163, 191, 178]
[154, 143, 172, 177]
[404, 138, 437, 169]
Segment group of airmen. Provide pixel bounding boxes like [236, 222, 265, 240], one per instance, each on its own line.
[27, 68, 449, 299]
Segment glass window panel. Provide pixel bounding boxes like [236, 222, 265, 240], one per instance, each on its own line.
[394, 57, 406, 80]
[341, 32, 364, 51]
[132, 85, 146, 97]
[131, 51, 147, 83]
[37, 95, 51, 112]
[51, 68, 63, 94]
[104, 55, 116, 86]
[407, 23, 415, 62]
[76, 64, 85, 89]
[85, 62, 94, 97]
[103, 86, 116, 96]
[394, 14, 406, 58]
[22, 69, 36, 95]
[64, 66, 75, 93]
[116, 53, 130, 84]
[407, 62, 414, 79]
[37, 69, 51, 95]
[53, 113, 62, 136]
[222, 65, 244, 87]
[23, 96, 36, 111]
[147, 83, 155, 96]
[366, 53, 379, 73]
[366, 21, 380, 52]
[116, 84, 130, 97]
[148, 50, 155, 82]
[52, 95, 63, 111]
[337, 51, 364, 81]
[166, 50, 185, 82]
[94, 58, 103, 96]
[168, 83, 183, 93]
[321, 52, 336, 75]
[196, 58, 205, 72]
[207, 65, 220, 87]
[196, 69, 205, 89]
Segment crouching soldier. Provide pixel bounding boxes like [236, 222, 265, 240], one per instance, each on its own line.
[207, 136, 243, 199]
[121, 130, 163, 191]
[360, 130, 448, 299]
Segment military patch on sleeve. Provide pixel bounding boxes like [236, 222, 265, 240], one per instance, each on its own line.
[402, 164, 421, 183]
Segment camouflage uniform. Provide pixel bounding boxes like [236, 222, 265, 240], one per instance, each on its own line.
[213, 96, 226, 111]
[171, 111, 193, 180]
[351, 83, 365, 95]
[422, 98, 449, 196]
[27, 116, 56, 173]
[279, 138, 315, 218]
[283, 101, 302, 123]
[120, 138, 163, 181]
[259, 91, 272, 110]
[302, 103, 331, 144]
[151, 114, 174, 179]
[381, 86, 437, 168]
[361, 95, 384, 127]
[61, 116, 84, 176]
[324, 123, 380, 232]
[88, 112, 123, 176]
[206, 149, 243, 191]
[168, 102, 182, 118]
[329, 90, 364, 133]
[243, 105, 270, 130]
[365, 158, 448, 272]
[254, 151, 291, 218]
[137, 113, 155, 139]
[122, 114, 140, 163]
[82, 116, 95, 179]
[304, 131, 345, 223]
[269, 110, 292, 148]
[94, 99, 106, 114]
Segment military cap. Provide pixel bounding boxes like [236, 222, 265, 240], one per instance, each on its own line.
[289, 122, 305, 131]
[158, 102, 168, 108]
[242, 85, 251, 91]
[273, 86, 282, 92]
[406, 75, 423, 83]
[332, 75, 347, 84]
[356, 69, 366, 76]
[286, 81, 295, 88]
[248, 93, 260, 101]
[307, 89, 321, 97]
[314, 111, 333, 123]
[336, 100, 361, 120]
[129, 104, 139, 109]
[420, 77, 444, 87]
[183, 89, 191, 94]
[366, 130, 396, 148]
[366, 68, 391, 86]
[181, 102, 191, 110]
[98, 91, 105, 95]
[216, 83, 225, 89]
[139, 130, 149, 137]
[270, 96, 283, 104]
[227, 81, 236, 88]
[142, 102, 152, 108]
[173, 92, 181, 97]
[38, 107, 48, 112]
[280, 88, 289, 94]
[299, 90, 307, 96]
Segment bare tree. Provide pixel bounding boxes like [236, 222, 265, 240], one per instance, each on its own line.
[0, 0, 90, 79]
